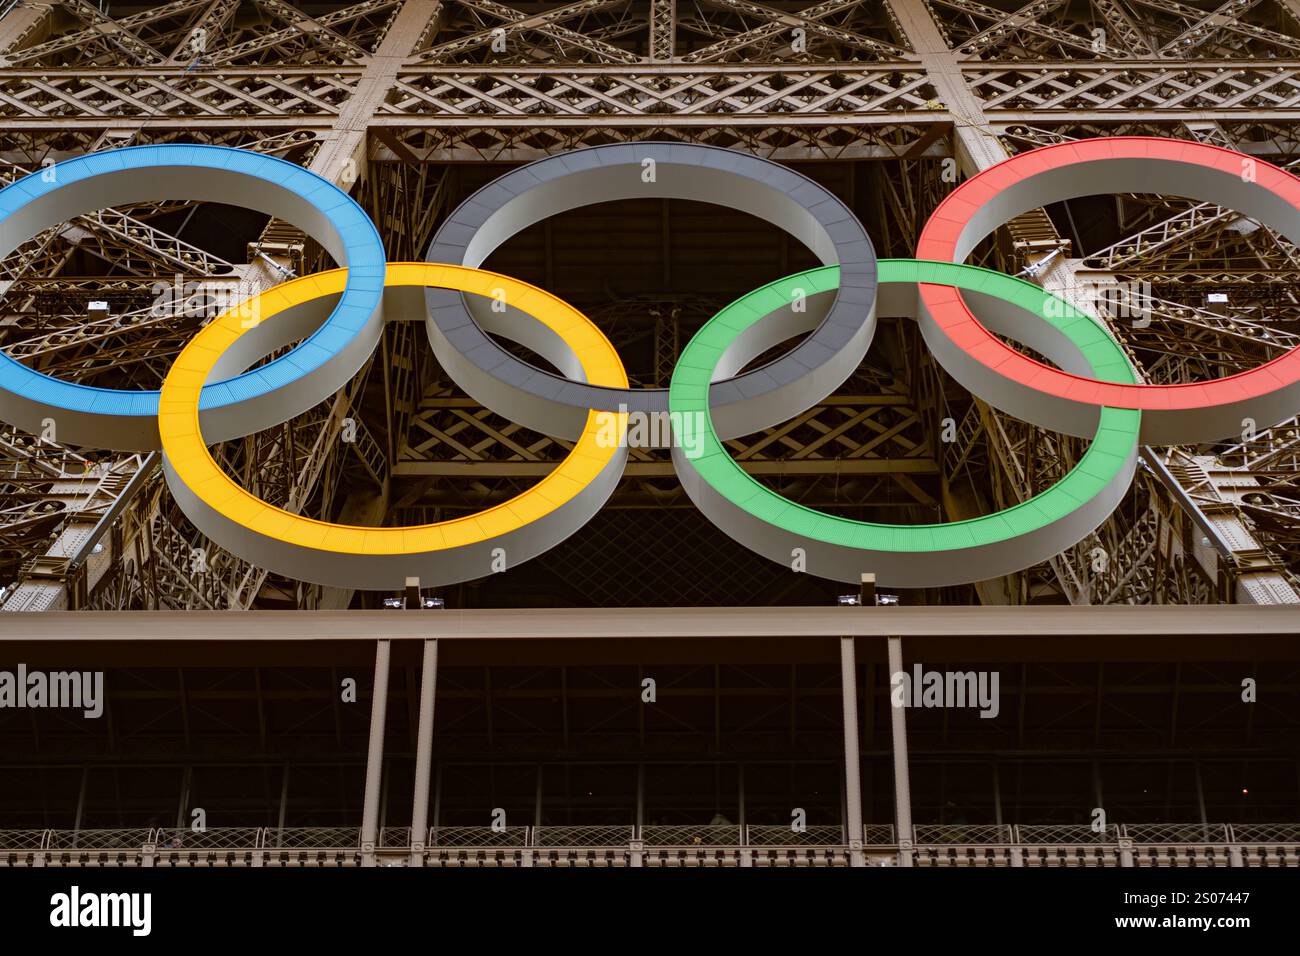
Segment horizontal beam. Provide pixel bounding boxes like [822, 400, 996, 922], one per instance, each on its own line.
[7, 60, 1300, 128]
[370, 140, 951, 162]
[989, 110, 1300, 123]
[392, 459, 938, 476]
[6, 109, 1293, 133]
[3, 605, 1298, 642]
[966, 58, 1300, 70]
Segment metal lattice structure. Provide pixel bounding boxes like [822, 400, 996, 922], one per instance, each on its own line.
[0, 0, 1298, 610]
[1, 1, 1299, 874]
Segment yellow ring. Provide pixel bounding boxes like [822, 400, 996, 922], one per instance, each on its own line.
[159, 263, 627, 563]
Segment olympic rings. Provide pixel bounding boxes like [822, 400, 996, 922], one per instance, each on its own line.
[0, 145, 385, 451]
[3, 136, 1298, 589]
[159, 263, 627, 590]
[917, 137, 1300, 445]
[424, 142, 878, 443]
[668, 261, 1141, 587]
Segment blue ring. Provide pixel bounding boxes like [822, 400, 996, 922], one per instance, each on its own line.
[0, 144, 385, 447]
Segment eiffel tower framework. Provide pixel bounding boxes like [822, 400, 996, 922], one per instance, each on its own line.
[1, 2, 1300, 879]
[2, 0, 1299, 612]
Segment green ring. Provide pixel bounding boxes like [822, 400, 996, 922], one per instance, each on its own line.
[668, 259, 1142, 583]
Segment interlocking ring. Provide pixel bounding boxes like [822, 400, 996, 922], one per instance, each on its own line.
[2, 137, 1296, 589]
[160, 264, 627, 590]
[668, 261, 1140, 586]
[424, 143, 878, 443]
[0, 145, 385, 451]
[917, 137, 1300, 445]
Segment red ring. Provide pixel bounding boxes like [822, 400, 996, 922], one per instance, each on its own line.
[916, 137, 1300, 419]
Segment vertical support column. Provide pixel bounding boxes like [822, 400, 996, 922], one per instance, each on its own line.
[635, 763, 645, 831]
[308, 0, 445, 187]
[175, 765, 192, 830]
[650, 0, 676, 61]
[738, 763, 751, 867]
[1193, 758, 1211, 842]
[72, 766, 88, 849]
[887, 636, 914, 867]
[534, 764, 544, 830]
[992, 761, 1003, 826]
[840, 636, 865, 867]
[276, 765, 289, 847]
[432, 762, 443, 832]
[360, 639, 391, 867]
[409, 638, 438, 866]
[526, 763, 543, 868]
[631, 759, 647, 868]
[994, 760, 1022, 866]
[1092, 759, 1107, 858]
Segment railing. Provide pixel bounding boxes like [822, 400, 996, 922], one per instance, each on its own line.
[46, 828, 153, 851]
[152, 827, 263, 851]
[641, 825, 742, 847]
[1016, 824, 1114, 844]
[0, 829, 51, 851]
[432, 826, 529, 848]
[532, 825, 635, 847]
[746, 825, 847, 846]
[1, 824, 1296, 868]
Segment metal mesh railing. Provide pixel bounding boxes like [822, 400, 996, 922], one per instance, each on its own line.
[534, 825, 634, 847]
[745, 825, 845, 846]
[6, 823, 1300, 861]
[914, 825, 1012, 845]
[1122, 823, 1229, 844]
[269, 827, 360, 850]
[153, 828, 261, 851]
[431, 826, 528, 848]
[0, 828, 48, 850]
[640, 825, 742, 846]
[1230, 823, 1300, 844]
[46, 828, 152, 850]
[1014, 825, 1118, 845]
[863, 824, 897, 845]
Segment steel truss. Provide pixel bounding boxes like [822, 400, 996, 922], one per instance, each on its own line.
[0, 0, 1298, 608]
